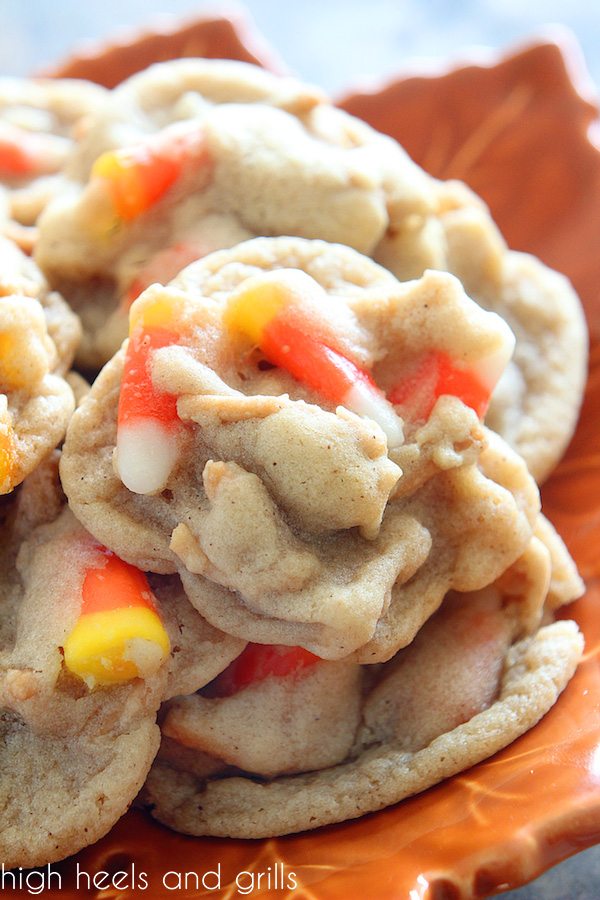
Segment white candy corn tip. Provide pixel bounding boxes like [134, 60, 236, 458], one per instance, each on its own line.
[345, 381, 404, 448]
[116, 419, 179, 494]
[473, 318, 516, 391]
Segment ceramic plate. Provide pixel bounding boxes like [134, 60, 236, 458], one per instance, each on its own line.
[29, 12, 600, 899]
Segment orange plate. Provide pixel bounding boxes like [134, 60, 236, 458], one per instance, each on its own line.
[36, 14, 600, 900]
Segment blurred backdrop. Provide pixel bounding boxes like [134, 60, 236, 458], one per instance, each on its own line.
[0, 0, 599, 94]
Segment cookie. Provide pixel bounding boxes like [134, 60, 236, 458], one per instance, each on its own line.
[33, 60, 586, 483]
[141, 569, 583, 838]
[0, 294, 74, 495]
[0, 76, 108, 242]
[0, 233, 82, 495]
[61, 236, 539, 661]
[34, 59, 434, 368]
[0, 457, 243, 868]
[376, 179, 588, 480]
[0, 235, 80, 374]
[162, 649, 363, 779]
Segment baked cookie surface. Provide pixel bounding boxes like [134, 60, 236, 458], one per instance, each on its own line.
[0, 289, 75, 494]
[143, 553, 583, 838]
[377, 179, 588, 481]
[0, 457, 243, 868]
[0, 76, 108, 247]
[33, 59, 587, 481]
[61, 236, 540, 661]
[32, 59, 435, 368]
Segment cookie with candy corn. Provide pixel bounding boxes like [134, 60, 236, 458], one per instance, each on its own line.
[0, 458, 244, 869]
[0, 232, 80, 495]
[0, 292, 75, 495]
[161, 646, 363, 779]
[0, 75, 108, 247]
[376, 178, 588, 481]
[62, 236, 540, 660]
[34, 60, 586, 485]
[141, 549, 583, 838]
[0, 234, 81, 374]
[35, 58, 434, 368]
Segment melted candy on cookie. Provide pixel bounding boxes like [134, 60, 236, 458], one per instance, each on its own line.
[0, 120, 69, 179]
[206, 644, 321, 697]
[91, 121, 211, 224]
[224, 269, 404, 447]
[63, 548, 170, 688]
[124, 240, 207, 307]
[389, 340, 514, 423]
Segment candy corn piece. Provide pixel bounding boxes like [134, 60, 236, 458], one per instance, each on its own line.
[116, 291, 184, 494]
[224, 270, 404, 447]
[63, 549, 170, 688]
[206, 644, 321, 698]
[0, 415, 15, 495]
[124, 240, 207, 308]
[389, 325, 515, 422]
[0, 121, 69, 178]
[91, 121, 210, 223]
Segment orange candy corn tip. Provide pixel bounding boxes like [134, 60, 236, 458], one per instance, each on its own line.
[63, 551, 170, 688]
[208, 644, 321, 698]
[225, 270, 404, 447]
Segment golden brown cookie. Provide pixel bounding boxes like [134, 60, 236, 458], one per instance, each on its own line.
[0, 298, 74, 495]
[0, 235, 80, 374]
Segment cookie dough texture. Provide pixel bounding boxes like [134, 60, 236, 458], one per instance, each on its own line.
[0, 459, 243, 868]
[142, 583, 583, 838]
[35, 59, 586, 481]
[163, 658, 363, 779]
[61, 237, 540, 662]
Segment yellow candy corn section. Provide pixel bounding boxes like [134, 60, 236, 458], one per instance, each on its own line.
[91, 148, 123, 182]
[129, 288, 186, 336]
[0, 332, 30, 390]
[223, 278, 287, 345]
[64, 606, 170, 688]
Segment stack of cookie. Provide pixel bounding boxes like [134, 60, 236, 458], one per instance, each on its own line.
[0, 59, 586, 865]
